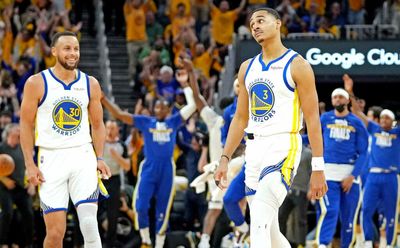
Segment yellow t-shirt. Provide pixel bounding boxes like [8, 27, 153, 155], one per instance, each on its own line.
[194, 0, 208, 6]
[248, 0, 267, 4]
[124, 4, 147, 42]
[144, 0, 157, 13]
[305, 0, 326, 15]
[319, 25, 339, 39]
[14, 36, 37, 58]
[193, 52, 212, 78]
[171, 16, 191, 38]
[348, 0, 363, 11]
[211, 6, 238, 45]
[168, 0, 191, 18]
[1, 30, 13, 65]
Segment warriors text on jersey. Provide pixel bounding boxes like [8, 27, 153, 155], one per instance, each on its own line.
[35, 68, 92, 149]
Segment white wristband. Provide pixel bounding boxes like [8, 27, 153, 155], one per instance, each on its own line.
[311, 157, 325, 171]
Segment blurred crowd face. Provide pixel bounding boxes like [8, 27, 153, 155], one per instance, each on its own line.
[146, 11, 155, 25]
[250, 11, 281, 44]
[106, 120, 120, 140]
[7, 126, 20, 147]
[52, 35, 80, 70]
[177, 4, 186, 16]
[160, 70, 173, 83]
[331, 2, 341, 16]
[132, 0, 142, 8]
[219, 1, 230, 12]
[380, 115, 393, 130]
[195, 43, 205, 56]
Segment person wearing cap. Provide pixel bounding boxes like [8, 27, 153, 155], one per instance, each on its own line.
[314, 87, 368, 248]
[344, 74, 400, 248]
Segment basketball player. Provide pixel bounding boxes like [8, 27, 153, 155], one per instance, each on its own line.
[314, 88, 368, 248]
[20, 31, 111, 248]
[214, 8, 327, 247]
[344, 75, 400, 248]
[101, 67, 196, 248]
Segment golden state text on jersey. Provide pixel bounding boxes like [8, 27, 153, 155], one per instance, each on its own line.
[35, 69, 92, 149]
[248, 77, 276, 122]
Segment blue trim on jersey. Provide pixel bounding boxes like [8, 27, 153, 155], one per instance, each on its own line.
[244, 56, 257, 82]
[245, 185, 256, 196]
[283, 53, 299, 92]
[48, 68, 81, 90]
[259, 49, 292, 71]
[38, 71, 48, 107]
[85, 74, 90, 100]
[75, 199, 98, 208]
[43, 207, 68, 215]
[258, 158, 285, 181]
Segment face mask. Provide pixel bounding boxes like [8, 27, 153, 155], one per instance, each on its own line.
[334, 104, 346, 113]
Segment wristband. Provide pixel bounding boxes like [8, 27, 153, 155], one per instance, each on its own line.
[220, 155, 230, 162]
[311, 157, 325, 171]
[97, 157, 104, 161]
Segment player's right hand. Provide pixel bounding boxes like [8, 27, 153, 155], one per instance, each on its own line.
[309, 171, 328, 200]
[214, 158, 229, 190]
[27, 164, 45, 186]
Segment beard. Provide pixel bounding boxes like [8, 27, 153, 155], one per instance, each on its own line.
[58, 56, 79, 70]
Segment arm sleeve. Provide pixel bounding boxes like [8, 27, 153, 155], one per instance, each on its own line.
[367, 120, 379, 134]
[179, 87, 196, 121]
[200, 106, 219, 128]
[351, 123, 369, 178]
[221, 107, 232, 146]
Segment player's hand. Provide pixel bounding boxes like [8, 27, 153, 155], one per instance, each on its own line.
[309, 171, 328, 200]
[97, 160, 111, 180]
[214, 157, 229, 190]
[343, 74, 354, 94]
[0, 177, 16, 190]
[176, 69, 189, 87]
[26, 164, 45, 186]
[341, 175, 354, 193]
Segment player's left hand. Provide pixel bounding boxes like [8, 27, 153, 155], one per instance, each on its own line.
[310, 171, 328, 200]
[97, 160, 111, 180]
[341, 175, 355, 193]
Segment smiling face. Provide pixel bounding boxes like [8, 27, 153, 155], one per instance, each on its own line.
[51, 35, 80, 70]
[249, 10, 281, 44]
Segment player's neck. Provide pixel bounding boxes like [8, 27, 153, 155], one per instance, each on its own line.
[260, 37, 285, 61]
[334, 109, 349, 117]
[51, 64, 77, 84]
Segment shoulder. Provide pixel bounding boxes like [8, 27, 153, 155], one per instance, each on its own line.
[24, 72, 45, 95]
[320, 111, 330, 120]
[291, 54, 311, 72]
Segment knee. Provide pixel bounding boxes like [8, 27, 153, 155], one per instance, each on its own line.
[79, 216, 99, 240]
[46, 227, 65, 244]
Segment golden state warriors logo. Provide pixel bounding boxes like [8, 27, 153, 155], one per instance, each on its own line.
[52, 100, 82, 132]
[249, 82, 275, 122]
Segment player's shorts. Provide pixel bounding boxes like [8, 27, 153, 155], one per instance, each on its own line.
[244, 132, 302, 195]
[38, 143, 102, 214]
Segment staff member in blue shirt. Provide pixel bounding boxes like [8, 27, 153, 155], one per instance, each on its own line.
[315, 88, 369, 248]
[344, 74, 400, 248]
[101, 69, 196, 248]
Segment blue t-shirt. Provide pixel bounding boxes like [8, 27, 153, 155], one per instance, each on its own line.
[133, 113, 182, 160]
[321, 111, 369, 177]
[367, 121, 400, 171]
[157, 79, 180, 102]
[221, 97, 237, 146]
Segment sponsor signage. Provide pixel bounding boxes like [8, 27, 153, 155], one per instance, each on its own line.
[237, 40, 400, 77]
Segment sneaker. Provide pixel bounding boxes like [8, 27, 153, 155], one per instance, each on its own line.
[185, 231, 199, 248]
[233, 230, 250, 248]
[140, 243, 152, 248]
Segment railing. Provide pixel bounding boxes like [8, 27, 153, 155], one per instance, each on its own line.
[345, 24, 398, 40]
[94, 0, 112, 100]
[286, 33, 335, 40]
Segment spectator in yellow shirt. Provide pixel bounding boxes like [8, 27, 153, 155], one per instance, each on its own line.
[167, 0, 191, 19]
[305, 0, 326, 15]
[348, 0, 365, 24]
[210, 0, 246, 46]
[193, 0, 209, 24]
[13, 23, 39, 64]
[171, 3, 195, 39]
[318, 16, 340, 38]
[124, 0, 148, 82]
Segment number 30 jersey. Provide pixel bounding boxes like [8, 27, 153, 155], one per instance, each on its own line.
[35, 68, 92, 149]
[244, 49, 303, 137]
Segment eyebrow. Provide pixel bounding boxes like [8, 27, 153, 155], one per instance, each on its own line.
[250, 15, 266, 23]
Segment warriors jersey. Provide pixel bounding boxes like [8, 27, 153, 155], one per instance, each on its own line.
[35, 68, 92, 149]
[244, 49, 303, 137]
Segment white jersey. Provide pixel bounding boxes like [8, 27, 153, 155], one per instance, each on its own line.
[244, 49, 303, 137]
[35, 68, 92, 149]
